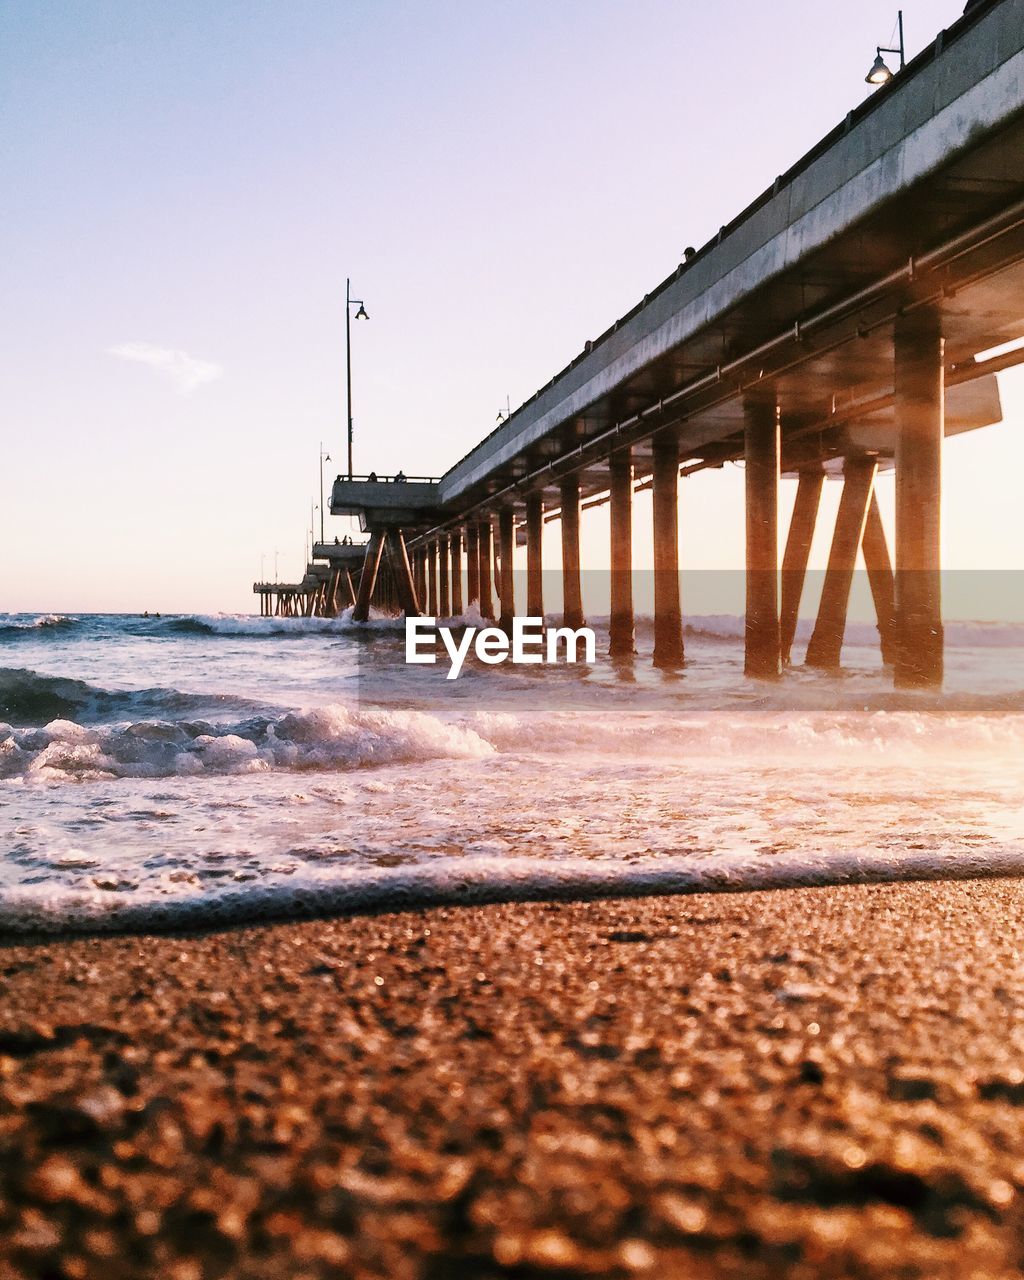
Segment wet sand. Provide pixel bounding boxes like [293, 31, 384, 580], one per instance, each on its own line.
[2, 878, 1024, 1279]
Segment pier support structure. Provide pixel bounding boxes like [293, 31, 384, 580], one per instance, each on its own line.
[438, 534, 451, 618]
[559, 475, 585, 629]
[780, 471, 823, 665]
[352, 531, 386, 623]
[388, 530, 421, 617]
[449, 528, 463, 617]
[609, 449, 635, 657]
[652, 433, 684, 668]
[427, 542, 438, 616]
[805, 458, 877, 670]
[894, 309, 944, 688]
[466, 524, 480, 608]
[477, 520, 494, 619]
[498, 507, 515, 633]
[525, 492, 544, 619]
[744, 401, 781, 679]
[863, 493, 897, 665]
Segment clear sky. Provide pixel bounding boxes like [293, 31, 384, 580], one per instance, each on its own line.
[2, 0, 1019, 615]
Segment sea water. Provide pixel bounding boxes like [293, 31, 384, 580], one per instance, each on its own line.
[2, 605, 1024, 934]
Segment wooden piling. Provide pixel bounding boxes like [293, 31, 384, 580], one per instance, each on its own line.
[780, 471, 823, 664]
[609, 448, 635, 657]
[894, 309, 944, 688]
[805, 458, 876, 670]
[525, 492, 544, 619]
[559, 475, 585, 630]
[744, 400, 781, 679]
[652, 434, 683, 668]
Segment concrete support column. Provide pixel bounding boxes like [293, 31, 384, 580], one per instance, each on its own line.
[477, 520, 494, 619]
[438, 535, 451, 618]
[559, 475, 584, 629]
[652, 434, 683, 668]
[353, 531, 386, 623]
[894, 309, 944, 688]
[805, 458, 876, 670]
[780, 471, 823, 665]
[609, 449, 635, 657]
[427, 542, 438, 616]
[449, 529, 463, 617]
[410, 550, 421, 608]
[498, 507, 515, 633]
[466, 524, 480, 608]
[862, 493, 897, 666]
[390, 530, 421, 617]
[525, 492, 544, 618]
[744, 400, 781, 679]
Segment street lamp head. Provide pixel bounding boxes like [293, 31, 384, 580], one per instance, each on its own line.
[355, 303, 369, 320]
[865, 52, 893, 85]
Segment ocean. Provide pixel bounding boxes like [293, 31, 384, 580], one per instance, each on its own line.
[2, 604, 1024, 935]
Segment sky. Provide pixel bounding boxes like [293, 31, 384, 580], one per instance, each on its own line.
[2, 0, 1020, 615]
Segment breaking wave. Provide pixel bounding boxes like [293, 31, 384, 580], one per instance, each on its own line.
[0, 614, 80, 640]
[148, 611, 405, 638]
[0, 669, 254, 727]
[0, 701, 496, 782]
[4, 678, 1024, 784]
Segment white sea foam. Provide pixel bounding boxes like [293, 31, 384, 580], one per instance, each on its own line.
[6, 846, 1024, 936]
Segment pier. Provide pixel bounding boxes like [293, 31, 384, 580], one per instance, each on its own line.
[254, 541, 368, 617]
[310, 0, 1022, 687]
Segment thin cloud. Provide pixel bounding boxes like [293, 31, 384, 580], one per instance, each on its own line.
[107, 342, 223, 395]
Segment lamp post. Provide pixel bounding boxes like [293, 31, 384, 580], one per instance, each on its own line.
[345, 278, 369, 480]
[866, 10, 904, 85]
[319, 442, 331, 544]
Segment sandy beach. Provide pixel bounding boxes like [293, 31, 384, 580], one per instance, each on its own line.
[2, 877, 1024, 1278]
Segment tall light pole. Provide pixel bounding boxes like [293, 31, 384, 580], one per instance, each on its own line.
[319, 442, 331, 544]
[346, 278, 369, 480]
